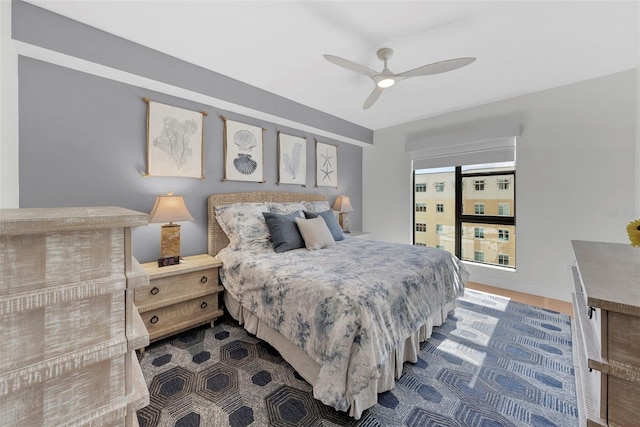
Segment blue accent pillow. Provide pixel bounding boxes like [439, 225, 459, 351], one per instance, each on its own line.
[303, 210, 344, 241]
[262, 211, 305, 253]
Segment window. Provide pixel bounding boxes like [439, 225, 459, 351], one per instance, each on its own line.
[414, 162, 515, 268]
[415, 183, 426, 192]
[416, 242, 427, 247]
[415, 223, 426, 232]
[415, 203, 426, 212]
[436, 245, 444, 250]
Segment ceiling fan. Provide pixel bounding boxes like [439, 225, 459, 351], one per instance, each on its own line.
[324, 48, 476, 109]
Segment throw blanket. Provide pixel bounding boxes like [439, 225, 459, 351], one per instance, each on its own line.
[218, 237, 469, 412]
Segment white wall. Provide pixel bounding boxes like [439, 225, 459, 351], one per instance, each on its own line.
[0, 0, 19, 208]
[364, 70, 638, 302]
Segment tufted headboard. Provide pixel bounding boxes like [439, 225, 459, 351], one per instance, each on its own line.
[207, 192, 327, 256]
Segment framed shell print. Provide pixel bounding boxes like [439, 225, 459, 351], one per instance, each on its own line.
[222, 117, 265, 183]
[278, 132, 306, 186]
[315, 140, 338, 188]
[144, 98, 206, 178]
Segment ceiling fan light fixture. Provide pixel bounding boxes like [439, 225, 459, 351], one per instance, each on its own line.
[377, 78, 395, 88]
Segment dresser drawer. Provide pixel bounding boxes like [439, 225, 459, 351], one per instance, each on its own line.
[141, 293, 220, 340]
[135, 268, 218, 307]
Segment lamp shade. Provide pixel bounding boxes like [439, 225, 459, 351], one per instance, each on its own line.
[148, 193, 195, 224]
[332, 195, 354, 213]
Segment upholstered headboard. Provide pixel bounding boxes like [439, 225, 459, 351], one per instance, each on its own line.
[207, 192, 327, 256]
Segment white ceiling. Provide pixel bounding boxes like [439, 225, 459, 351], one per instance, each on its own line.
[25, 1, 640, 131]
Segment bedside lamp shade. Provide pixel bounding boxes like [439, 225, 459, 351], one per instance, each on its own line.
[149, 193, 194, 259]
[332, 195, 354, 233]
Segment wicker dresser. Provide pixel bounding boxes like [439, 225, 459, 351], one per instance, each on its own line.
[571, 240, 640, 427]
[0, 207, 150, 426]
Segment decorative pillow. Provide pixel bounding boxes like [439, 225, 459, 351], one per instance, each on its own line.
[303, 210, 344, 241]
[215, 202, 270, 249]
[268, 202, 307, 215]
[303, 200, 331, 213]
[263, 211, 305, 253]
[295, 217, 336, 250]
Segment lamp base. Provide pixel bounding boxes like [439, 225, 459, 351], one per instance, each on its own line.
[160, 223, 181, 258]
[338, 212, 351, 233]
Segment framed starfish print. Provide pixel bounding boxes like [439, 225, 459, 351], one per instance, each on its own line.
[315, 140, 338, 188]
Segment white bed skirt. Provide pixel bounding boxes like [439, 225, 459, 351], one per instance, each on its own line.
[223, 291, 457, 419]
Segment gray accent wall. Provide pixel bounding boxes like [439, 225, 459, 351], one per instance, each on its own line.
[12, 0, 372, 144]
[15, 1, 365, 263]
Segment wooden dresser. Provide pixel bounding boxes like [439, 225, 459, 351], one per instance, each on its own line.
[571, 240, 640, 427]
[138, 254, 224, 344]
[0, 207, 150, 426]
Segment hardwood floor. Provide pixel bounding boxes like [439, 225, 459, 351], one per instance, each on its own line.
[466, 282, 573, 317]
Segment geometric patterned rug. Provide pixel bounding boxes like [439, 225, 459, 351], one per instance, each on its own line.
[137, 289, 578, 427]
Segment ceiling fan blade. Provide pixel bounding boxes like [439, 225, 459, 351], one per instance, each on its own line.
[363, 87, 384, 109]
[324, 54, 377, 78]
[400, 57, 476, 78]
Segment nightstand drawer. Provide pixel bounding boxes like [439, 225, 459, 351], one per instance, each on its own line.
[135, 268, 217, 307]
[141, 293, 221, 340]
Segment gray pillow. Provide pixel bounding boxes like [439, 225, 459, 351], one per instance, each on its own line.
[303, 210, 344, 241]
[262, 211, 305, 253]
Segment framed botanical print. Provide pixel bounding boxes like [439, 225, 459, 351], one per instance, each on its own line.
[315, 140, 338, 188]
[277, 132, 306, 186]
[222, 117, 265, 183]
[145, 98, 206, 178]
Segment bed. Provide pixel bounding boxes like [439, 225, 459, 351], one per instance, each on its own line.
[207, 192, 469, 419]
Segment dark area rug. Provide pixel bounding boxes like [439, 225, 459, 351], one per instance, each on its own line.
[137, 289, 578, 426]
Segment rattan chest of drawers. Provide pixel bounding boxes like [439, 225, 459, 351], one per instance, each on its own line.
[138, 254, 224, 343]
[0, 206, 150, 426]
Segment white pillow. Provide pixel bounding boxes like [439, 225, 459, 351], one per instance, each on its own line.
[302, 200, 331, 213]
[268, 202, 307, 215]
[215, 202, 270, 249]
[295, 217, 336, 250]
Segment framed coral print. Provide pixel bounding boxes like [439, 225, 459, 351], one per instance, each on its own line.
[315, 140, 338, 188]
[222, 117, 265, 183]
[278, 132, 306, 186]
[144, 98, 206, 178]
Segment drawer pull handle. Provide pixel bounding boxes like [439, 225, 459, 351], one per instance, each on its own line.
[200, 301, 208, 309]
[150, 287, 159, 295]
[200, 276, 208, 284]
[150, 315, 159, 324]
[588, 306, 594, 319]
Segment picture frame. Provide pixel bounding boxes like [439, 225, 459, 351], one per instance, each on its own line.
[144, 98, 206, 179]
[315, 140, 338, 188]
[277, 132, 307, 186]
[222, 117, 265, 183]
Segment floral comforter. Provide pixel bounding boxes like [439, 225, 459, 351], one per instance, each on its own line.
[217, 237, 469, 412]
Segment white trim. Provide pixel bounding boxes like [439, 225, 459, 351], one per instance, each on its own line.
[14, 41, 370, 148]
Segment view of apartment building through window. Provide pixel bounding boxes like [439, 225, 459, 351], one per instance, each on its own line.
[414, 162, 516, 268]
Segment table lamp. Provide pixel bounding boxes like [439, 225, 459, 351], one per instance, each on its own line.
[149, 192, 194, 264]
[332, 195, 354, 233]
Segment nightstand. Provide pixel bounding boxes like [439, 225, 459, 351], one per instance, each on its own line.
[348, 231, 373, 239]
[138, 254, 224, 344]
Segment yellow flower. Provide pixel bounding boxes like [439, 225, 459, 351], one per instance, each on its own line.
[627, 219, 640, 247]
